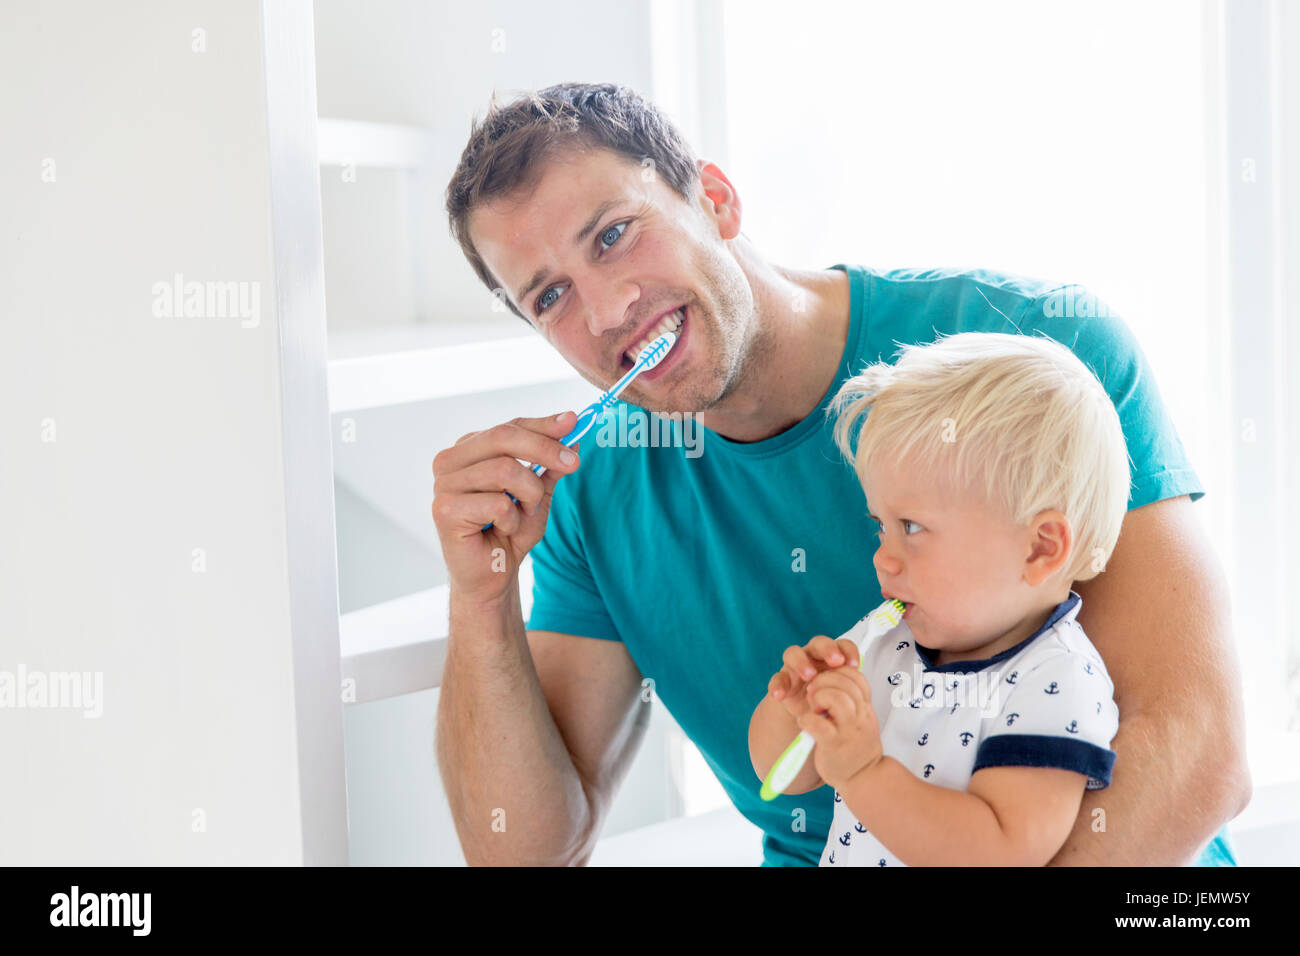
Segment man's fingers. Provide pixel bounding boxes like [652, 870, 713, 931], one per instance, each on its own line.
[433, 414, 582, 480]
[438, 457, 549, 516]
[445, 490, 525, 538]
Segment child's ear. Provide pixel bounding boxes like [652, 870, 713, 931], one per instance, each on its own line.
[1024, 509, 1072, 585]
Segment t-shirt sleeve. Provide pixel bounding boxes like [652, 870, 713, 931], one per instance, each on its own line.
[524, 471, 622, 642]
[972, 650, 1120, 790]
[1020, 285, 1204, 509]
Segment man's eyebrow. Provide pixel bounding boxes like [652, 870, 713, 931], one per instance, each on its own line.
[514, 198, 624, 309]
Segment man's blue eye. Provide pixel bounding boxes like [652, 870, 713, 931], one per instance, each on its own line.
[534, 222, 628, 316]
[600, 222, 627, 249]
[537, 286, 562, 313]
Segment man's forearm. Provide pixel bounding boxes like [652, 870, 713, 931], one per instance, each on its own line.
[837, 757, 1021, 866]
[1047, 712, 1250, 866]
[436, 583, 594, 865]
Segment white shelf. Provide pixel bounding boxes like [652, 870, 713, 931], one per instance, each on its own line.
[327, 322, 580, 412]
[339, 556, 536, 705]
[340, 585, 449, 705]
[317, 117, 433, 168]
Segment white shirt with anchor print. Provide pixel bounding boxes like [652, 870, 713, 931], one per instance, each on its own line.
[819, 590, 1119, 867]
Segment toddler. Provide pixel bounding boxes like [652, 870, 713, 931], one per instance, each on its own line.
[748, 331, 1131, 866]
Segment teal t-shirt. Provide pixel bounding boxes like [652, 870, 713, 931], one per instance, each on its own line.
[526, 263, 1236, 867]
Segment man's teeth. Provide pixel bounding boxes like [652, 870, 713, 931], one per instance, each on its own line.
[625, 307, 685, 364]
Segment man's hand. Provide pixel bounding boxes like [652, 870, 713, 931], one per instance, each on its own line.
[798, 665, 884, 791]
[431, 411, 582, 606]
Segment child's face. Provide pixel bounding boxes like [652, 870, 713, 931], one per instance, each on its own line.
[864, 457, 1041, 655]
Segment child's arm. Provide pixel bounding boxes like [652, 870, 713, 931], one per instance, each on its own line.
[749, 633, 863, 795]
[749, 693, 824, 795]
[836, 759, 1088, 866]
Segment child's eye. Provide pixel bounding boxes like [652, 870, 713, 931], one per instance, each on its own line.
[903, 519, 922, 535]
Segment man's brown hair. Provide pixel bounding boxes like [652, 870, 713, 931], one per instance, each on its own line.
[445, 82, 701, 323]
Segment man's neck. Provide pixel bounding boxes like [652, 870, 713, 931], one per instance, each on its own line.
[696, 244, 851, 444]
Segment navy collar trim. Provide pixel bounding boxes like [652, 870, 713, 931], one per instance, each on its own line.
[913, 591, 1082, 673]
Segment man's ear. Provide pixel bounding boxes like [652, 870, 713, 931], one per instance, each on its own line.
[1024, 509, 1072, 586]
[696, 160, 742, 241]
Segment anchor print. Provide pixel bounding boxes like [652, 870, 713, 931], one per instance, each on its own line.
[909, 697, 923, 709]
[839, 831, 852, 847]
[1006, 670, 1019, 685]
[1084, 662, 1094, 675]
[1044, 681, 1060, 695]
[1096, 701, 1101, 714]
[1006, 712, 1020, 726]
[834, 790, 842, 803]
[959, 731, 974, 747]
[829, 850, 836, 864]
[923, 763, 935, 778]
[1065, 720, 1079, 734]
[917, 732, 929, 746]
[854, 822, 868, 834]
[896, 640, 910, 651]
[878, 859, 888, 867]
[887, 672, 902, 686]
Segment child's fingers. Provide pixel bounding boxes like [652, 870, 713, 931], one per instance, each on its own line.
[804, 635, 848, 669]
[834, 637, 861, 670]
[809, 684, 858, 723]
[797, 710, 833, 741]
[768, 670, 794, 699]
[809, 669, 870, 714]
[781, 644, 817, 683]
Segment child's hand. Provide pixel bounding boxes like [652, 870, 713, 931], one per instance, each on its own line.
[768, 635, 862, 722]
[799, 666, 884, 791]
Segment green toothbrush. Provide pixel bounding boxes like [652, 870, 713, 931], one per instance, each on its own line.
[759, 598, 906, 802]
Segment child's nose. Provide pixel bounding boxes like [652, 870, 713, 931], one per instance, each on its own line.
[873, 542, 902, 576]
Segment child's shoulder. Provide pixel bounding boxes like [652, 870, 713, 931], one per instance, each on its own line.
[1005, 615, 1114, 693]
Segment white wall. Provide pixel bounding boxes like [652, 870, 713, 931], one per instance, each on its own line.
[0, 1, 345, 864]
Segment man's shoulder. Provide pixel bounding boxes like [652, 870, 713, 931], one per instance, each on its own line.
[846, 264, 1078, 307]
[841, 264, 1134, 370]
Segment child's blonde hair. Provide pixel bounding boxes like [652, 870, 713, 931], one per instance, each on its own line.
[826, 331, 1132, 584]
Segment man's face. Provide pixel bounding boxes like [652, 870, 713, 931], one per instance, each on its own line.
[468, 147, 757, 414]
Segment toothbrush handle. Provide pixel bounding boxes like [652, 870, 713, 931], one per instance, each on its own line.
[480, 405, 599, 531]
[759, 730, 818, 802]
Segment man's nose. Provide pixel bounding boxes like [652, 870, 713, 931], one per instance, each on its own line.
[578, 276, 640, 338]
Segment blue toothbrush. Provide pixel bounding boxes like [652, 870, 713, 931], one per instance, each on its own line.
[481, 330, 679, 531]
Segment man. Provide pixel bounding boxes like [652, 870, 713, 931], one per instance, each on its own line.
[431, 82, 1250, 866]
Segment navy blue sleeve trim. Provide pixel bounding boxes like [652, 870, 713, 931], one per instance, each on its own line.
[973, 734, 1117, 789]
